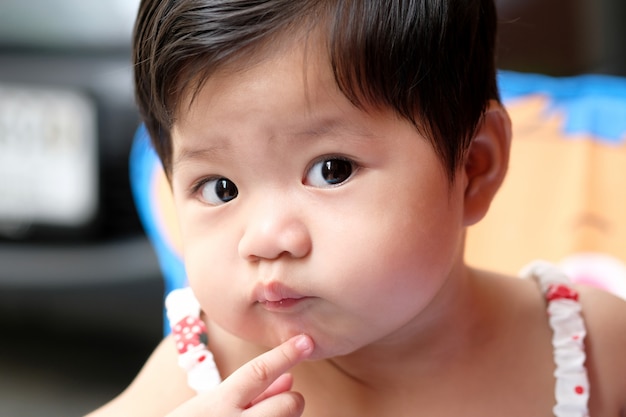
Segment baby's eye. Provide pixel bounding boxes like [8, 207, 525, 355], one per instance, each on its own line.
[197, 177, 238, 205]
[305, 157, 354, 187]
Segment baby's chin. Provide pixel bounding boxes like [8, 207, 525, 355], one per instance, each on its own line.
[276, 332, 360, 361]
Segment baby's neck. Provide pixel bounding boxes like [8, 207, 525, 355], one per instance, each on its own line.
[293, 270, 559, 417]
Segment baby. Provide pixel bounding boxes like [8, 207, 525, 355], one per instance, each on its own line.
[89, 1, 626, 416]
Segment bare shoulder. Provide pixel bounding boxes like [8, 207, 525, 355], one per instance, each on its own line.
[85, 335, 195, 417]
[577, 285, 626, 414]
[578, 285, 626, 363]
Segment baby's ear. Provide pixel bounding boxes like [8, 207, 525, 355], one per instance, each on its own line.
[462, 101, 512, 226]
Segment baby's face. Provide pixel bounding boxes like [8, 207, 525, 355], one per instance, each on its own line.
[169, 38, 468, 358]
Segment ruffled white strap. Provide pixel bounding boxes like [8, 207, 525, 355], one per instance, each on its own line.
[521, 261, 590, 417]
[165, 287, 222, 393]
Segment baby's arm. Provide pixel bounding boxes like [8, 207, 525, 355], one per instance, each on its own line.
[165, 334, 314, 417]
[85, 333, 314, 417]
[85, 335, 196, 417]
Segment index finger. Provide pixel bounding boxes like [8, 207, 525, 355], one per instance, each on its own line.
[221, 334, 314, 408]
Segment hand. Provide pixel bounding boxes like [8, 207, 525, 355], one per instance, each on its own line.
[166, 334, 315, 417]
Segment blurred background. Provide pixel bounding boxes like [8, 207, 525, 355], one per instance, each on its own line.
[0, 1, 163, 415]
[0, 0, 624, 416]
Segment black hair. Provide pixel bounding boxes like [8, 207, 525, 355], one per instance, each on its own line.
[133, 0, 499, 179]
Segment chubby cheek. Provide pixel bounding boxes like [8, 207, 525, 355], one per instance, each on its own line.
[179, 224, 282, 345]
[185, 243, 229, 304]
[179, 215, 246, 324]
[332, 181, 465, 318]
[349, 220, 457, 302]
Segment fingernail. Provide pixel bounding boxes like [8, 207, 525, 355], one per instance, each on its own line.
[294, 334, 314, 354]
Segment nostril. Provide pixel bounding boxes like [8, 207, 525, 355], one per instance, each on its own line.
[280, 225, 312, 258]
[238, 218, 311, 261]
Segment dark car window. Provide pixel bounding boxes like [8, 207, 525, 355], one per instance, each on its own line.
[0, 0, 139, 50]
[0, 0, 141, 239]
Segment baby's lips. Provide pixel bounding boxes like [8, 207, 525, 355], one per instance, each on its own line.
[253, 281, 306, 303]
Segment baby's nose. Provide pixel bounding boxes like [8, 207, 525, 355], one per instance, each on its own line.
[237, 195, 312, 262]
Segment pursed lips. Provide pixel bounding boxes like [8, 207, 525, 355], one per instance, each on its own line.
[253, 281, 310, 310]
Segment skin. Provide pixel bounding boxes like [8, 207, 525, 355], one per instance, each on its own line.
[87, 33, 626, 417]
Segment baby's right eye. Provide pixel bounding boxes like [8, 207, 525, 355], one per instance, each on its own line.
[197, 177, 238, 205]
[305, 157, 355, 188]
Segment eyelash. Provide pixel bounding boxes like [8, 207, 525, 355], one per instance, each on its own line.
[307, 155, 353, 170]
[304, 155, 358, 187]
[187, 155, 358, 199]
[190, 176, 218, 197]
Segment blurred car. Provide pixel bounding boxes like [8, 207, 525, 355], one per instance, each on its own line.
[0, 0, 163, 339]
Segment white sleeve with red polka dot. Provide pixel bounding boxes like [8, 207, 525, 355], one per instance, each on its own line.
[166, 287, 222, 393]
[521, 261, 590, 417]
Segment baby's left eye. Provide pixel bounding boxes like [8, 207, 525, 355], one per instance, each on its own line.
[197, 177, 238, 205]
[305, 157, 355, 187]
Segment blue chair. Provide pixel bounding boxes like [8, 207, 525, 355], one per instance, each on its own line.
[130, 125, 187, 334]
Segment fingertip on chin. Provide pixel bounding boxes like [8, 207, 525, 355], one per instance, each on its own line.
[293, 334, 315, 356]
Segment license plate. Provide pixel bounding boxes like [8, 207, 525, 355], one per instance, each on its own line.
[0, 83, 98, 228]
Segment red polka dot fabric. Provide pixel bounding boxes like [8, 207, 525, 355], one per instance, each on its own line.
[166, 287, 222, 393]
[522, 261, 590, 417]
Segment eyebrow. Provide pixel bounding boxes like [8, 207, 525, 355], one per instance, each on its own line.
[172, 116, 378, 168]
[173, 143, 229, 167]
[171, 127, 235, 170]
[281, 118, 383, 160]
[291, 117, 377, 140]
